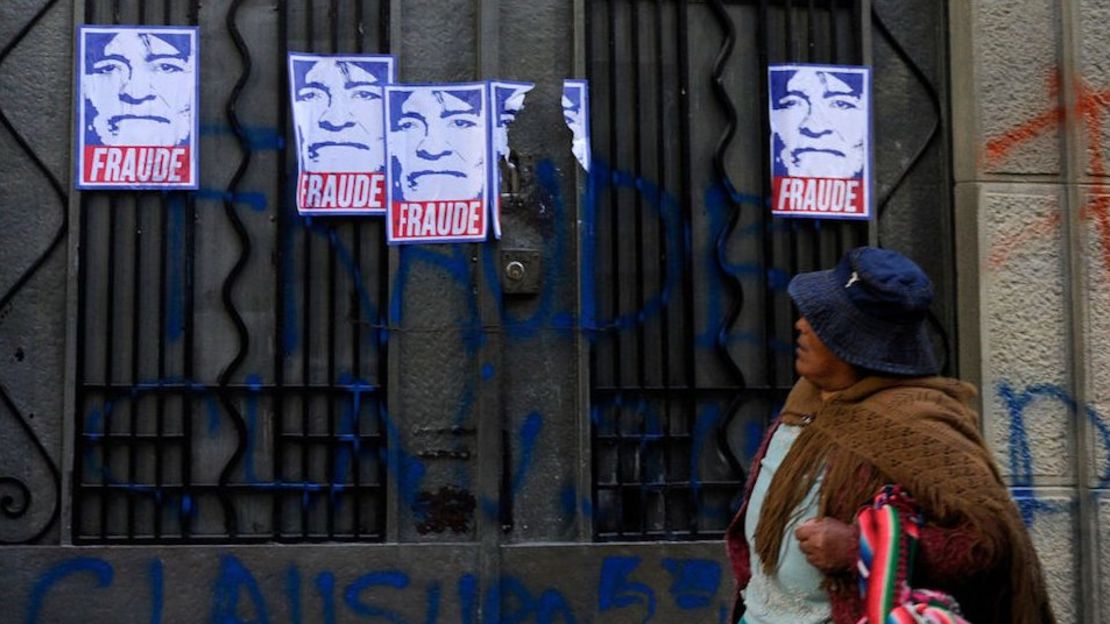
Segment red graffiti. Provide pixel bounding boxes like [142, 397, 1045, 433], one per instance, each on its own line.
[983, 73, 1110, 274]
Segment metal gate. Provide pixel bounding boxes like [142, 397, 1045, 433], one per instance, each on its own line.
[0, 0, 951, 548]
[585, 0, 950, 540]
[72, 0, 393, 543]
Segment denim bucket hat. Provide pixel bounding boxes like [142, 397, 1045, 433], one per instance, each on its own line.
[786, 247, 938, 376]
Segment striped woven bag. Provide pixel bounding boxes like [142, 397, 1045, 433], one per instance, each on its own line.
[855, 485, 971, 624]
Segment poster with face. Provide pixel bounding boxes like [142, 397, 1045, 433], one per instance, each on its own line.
[489, 80, 534, 239]
[76, 25, 198, 190]
[384, 83, 490, 244]
[768, 64, 871, 219]
[289, 53, 395, 215]
[562, 79, 590, 173]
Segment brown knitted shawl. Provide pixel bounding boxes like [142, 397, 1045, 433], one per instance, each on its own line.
[753, 376, 1054, 624]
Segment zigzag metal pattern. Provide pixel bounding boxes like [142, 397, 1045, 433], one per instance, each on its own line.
[0, 0, 65, 545]
[215, 0, 255, 538]
[706, 0, 748, 482]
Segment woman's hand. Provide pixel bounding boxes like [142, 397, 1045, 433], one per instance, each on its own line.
[794, 517, 858, 573]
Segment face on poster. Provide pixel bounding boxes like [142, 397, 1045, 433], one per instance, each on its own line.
[76, 26, 198, 189]
[562, 80, 590, 173]
[289, 54, 394, 215]
[489, 81, 534, 239]
[768, 64, 870, 219]
[384, 83, 490, 244]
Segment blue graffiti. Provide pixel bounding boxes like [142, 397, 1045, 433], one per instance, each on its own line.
[211, 554, 270, 624]
[26, 558, 114, 624]
[597, 556, 656, 622]
[22, 554, 732, 623]
[459, 573, 479, 624]
[511, 412, 543, 495]
[149, 559, 164, 624]
[661, 558, 721, 610]
[997, 381, 1110, 524]
[286, 566, 303, 624]
[344, 571, 409, 623]
[316, 571, 338, 624]
[486, 577, 575, 624]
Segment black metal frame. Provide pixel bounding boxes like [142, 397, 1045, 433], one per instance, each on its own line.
[72, 0, 392, 544]
[586, 0, 944, 541]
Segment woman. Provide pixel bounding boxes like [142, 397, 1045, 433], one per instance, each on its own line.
[726, 247, 1054, 624]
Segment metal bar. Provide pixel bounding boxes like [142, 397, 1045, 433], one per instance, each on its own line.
[381, 0, 397, 545]
[654, 0, 672, 537]
[273, 0, 289, 543]
[581, 0, 597, 541]
[102, 192, 117, 541]
[630, 0, 647, 537]
[605, 0, 625, 537]
[128, 196, 142, 540]
[757, 0, 778, 391]
[326, 0, 340, 542]
[351, 0, 366, 541]
[301, 0, 316, 540]
[806, 0, 816, 59]
[676, 0, 698, 539]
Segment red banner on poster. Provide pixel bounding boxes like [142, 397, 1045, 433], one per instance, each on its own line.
[83, 146, 191, 185]
[297, 172, 385, 213]
[772, 176, 864, 216]
[390, 200, 486, 242]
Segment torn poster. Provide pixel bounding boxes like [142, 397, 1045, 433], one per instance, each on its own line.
[489, 80, 534, 239]
[562, 79, 591, 172]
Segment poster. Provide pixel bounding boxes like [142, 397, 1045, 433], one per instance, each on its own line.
[562, 79, 590, 172]
[76, 25, 199, 190]
[289, 53, 395, 215]
[489, 80, 534, 239]
[384, 83, 491, 244]
[768, 64, 871, 219]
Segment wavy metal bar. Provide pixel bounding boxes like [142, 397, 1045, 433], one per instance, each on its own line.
[707, 0, 747, 480]
[216, 0, 255, 538]
[0, 0, 66, 545]
[870, 4, 941, 215]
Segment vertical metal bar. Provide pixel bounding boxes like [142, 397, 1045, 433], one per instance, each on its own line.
[629, 0, 647, 537]
[273, 0, 290, 541]
[129, 0, 147, 530]
[384, 0, 401, 545]
[757, 0, 778, 391]
[71, 0, 95, 547]
[302, 1, 315, 539]
[351, 0, 366, 541]
[806, 0, 816, 60]
[325, 0, 340, 541]
[152, 0, 174, 544]
[580, 0, 597, 541]
[654, 0, 671, 537]
[606, 0, 625, 537]
[857, 0, 876, 247]
[102, 211, 117, 541]
[175, 0, 199, 544]
[676, 0, 697, 538]
[784, 0, 795, 61]
[155, 197, 167, 540]
[128, 197, 142, 540]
